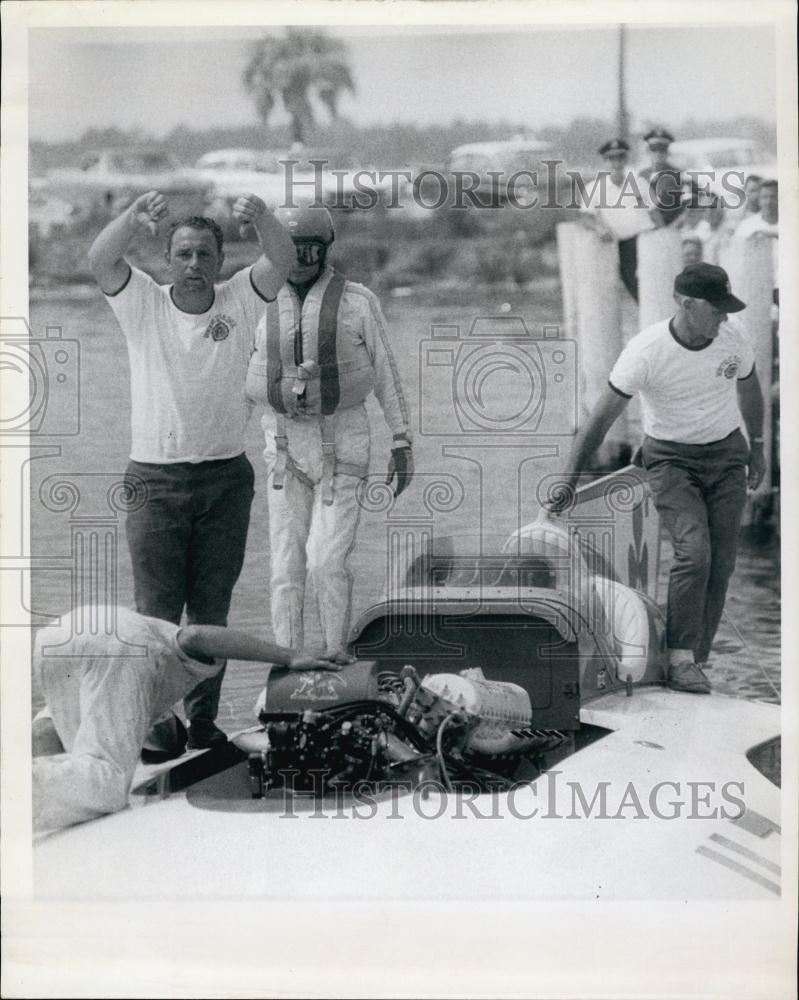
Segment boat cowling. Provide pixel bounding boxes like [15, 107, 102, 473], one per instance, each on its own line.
[348, 522, 666, 727]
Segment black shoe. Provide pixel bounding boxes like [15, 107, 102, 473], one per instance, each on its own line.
[667, 661, 711, 694]
[140, 712, 188, 764]
[187, 720, 229, 750]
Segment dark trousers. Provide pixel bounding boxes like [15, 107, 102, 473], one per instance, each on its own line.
[641, 430, 749, 662]
[124, 453, 255, 723]
[618, 237, 638, 302]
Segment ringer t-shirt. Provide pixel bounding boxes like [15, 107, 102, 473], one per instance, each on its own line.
[105, 266, 269, 463]
[608, 317, 755, 444]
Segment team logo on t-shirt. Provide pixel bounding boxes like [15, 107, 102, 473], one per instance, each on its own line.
[717, 354, 741, 379]
[204, 315, 235, 342]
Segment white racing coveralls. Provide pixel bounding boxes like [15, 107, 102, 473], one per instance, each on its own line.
[32, 606, 220, 832]
[247, 267, 411, 653]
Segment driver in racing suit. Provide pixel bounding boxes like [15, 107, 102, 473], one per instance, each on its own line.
[247, 204, 413, 659]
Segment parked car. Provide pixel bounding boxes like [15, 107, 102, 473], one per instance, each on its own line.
[667, 137, 776, 175]
[194, 148, 273, 173]
[634, 137, 777, 201]
[29, 177, 82, 237]
[195, 147, 395, 227]
[447, 137, 555, 203]
[46, 148, 213, 218]
[194, 148, 290, 209]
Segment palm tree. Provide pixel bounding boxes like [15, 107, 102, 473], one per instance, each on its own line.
[243, 29, 355, 147]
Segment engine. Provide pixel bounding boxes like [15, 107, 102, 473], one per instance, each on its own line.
[238, 660, 568, 797]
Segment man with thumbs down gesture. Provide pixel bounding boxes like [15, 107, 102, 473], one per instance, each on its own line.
[88, 191, 294, 750]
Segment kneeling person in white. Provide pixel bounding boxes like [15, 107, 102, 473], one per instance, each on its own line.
[32, 605, 334, 833]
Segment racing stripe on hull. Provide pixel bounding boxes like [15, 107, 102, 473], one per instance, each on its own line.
[730, 807, 780, 838]
[695, 845, 780, 896]
[708, 833, 781, 876]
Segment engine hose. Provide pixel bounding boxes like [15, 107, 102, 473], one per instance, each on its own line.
[435, 712, 462, 793]
[315, 701, 430, 752]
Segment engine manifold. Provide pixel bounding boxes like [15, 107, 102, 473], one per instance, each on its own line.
[240, 661, 568, 797]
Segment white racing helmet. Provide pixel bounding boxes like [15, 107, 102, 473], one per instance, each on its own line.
[275, 203, 335, 246]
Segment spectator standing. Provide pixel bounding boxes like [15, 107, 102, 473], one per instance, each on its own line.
[88, 192, 295, 749]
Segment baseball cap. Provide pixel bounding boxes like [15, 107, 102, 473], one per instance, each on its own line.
[673, 263, 746, 313]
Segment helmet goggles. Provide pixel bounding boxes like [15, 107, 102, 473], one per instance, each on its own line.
[293, 240, 326, 266]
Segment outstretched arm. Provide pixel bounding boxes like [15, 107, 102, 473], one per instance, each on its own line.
[177, 625, 339, 671]
[737, 365, 766, 490]
[88, 190, 168, 294]
[547, 385, 630, 510]
[232, 193, 296, 300]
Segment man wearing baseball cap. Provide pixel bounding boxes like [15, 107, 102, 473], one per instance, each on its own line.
[548, 263, 766, 693]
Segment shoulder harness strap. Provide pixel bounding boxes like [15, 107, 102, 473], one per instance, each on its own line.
[265, 297, 286, 414]
[317, 272, 347, 415]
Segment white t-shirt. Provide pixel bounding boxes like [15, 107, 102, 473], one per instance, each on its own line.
[684, 216, 741, 267]
[608, 318, 755, 444]
[580, 171, 655, 241]
[731, 215, 779, 285]
[734, 214, 778, 242]
[105, 266, 269, 463]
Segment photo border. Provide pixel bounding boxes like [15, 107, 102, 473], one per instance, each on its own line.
[2, 1, 797, 997]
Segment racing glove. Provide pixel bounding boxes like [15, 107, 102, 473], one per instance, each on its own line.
[386, 441, 414, 497]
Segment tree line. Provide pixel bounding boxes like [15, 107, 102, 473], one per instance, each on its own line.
[30, 113, 776, 177]
[31, 28, 775, 174]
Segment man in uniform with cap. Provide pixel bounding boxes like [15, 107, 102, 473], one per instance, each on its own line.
[581, 137, 656, 301]
[547, 263, 765, 694]
[247, 203, 413, 662]
[638, 127, 696, 228]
